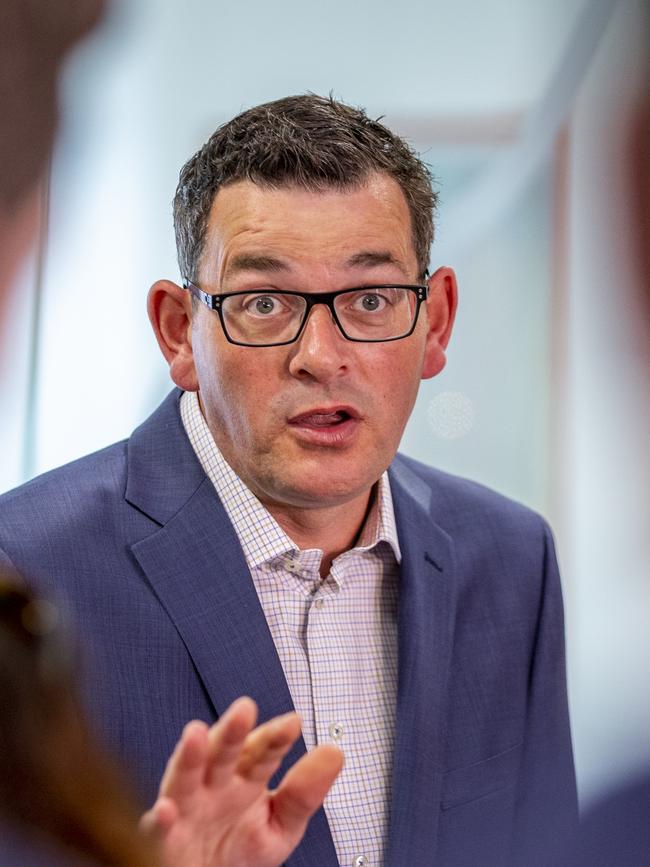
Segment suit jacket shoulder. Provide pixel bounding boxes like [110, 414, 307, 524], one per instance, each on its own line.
[0, 391, 202, 576]
[389, 451, 554, 617]
[391, 450, 548, 535]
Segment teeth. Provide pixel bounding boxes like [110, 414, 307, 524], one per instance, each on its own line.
[308, 413, 342, 425]
[295, 412, 346, 426]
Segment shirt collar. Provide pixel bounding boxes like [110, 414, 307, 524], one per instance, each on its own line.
[180, 389, 401, 569]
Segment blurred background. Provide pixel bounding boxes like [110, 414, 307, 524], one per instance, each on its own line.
[0, 0, 648, 809]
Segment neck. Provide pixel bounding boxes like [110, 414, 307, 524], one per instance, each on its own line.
[262, 490, 374, 578]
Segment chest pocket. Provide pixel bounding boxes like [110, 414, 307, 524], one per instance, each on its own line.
[441, 742, 523, 811]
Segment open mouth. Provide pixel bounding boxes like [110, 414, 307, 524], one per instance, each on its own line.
[289, 409, 352, 427]
[288, 406, 359, 428]
[287, 407, 360, 446]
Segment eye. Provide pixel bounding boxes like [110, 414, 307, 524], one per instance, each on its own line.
[343, 290, 394, 314]
[241, 294, 286, 317]
[252, 296, 276, 315]
[359, 293, 383, 311]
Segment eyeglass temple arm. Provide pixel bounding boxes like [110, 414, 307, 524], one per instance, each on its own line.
[183, 280, 220, 310]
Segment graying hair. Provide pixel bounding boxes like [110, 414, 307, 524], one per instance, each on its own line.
[173, 94, 437, 281]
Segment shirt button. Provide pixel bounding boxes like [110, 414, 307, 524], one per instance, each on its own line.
[354, 856, 369, 867]
[329, 722, 344, 741]
[285, 559, 298, 572]
[314, 598, 324, 609]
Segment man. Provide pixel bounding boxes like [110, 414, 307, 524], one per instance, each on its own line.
[0, 94, 576, 865]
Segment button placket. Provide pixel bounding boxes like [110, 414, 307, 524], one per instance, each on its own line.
[307, 575, 346, 755]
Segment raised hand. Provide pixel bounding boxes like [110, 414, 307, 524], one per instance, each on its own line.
[140, 696, 343, 867]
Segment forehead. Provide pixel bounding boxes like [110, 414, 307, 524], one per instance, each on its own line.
[197, 174, 417, 284]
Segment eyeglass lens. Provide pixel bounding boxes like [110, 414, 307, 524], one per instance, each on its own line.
[221, 287, 418, 344]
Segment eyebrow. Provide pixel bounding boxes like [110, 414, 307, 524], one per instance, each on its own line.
[344, 250, 409, 276]
[224, 254, 290, 279]
[345, 250, 401, 269]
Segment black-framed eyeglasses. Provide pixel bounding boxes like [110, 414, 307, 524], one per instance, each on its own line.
[183, 280, 429, 347]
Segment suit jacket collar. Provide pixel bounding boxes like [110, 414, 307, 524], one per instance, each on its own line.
[125, 391, 457, 864]
[125, 389, 205, 526]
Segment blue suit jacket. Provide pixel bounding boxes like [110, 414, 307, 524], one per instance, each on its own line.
[0, 390, 576, 865]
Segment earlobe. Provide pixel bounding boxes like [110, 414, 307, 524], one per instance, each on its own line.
[147, 279, 199, 391]
[421, 266, 458, 380]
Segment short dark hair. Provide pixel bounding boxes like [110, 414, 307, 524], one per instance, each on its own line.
[173, 94, 437, 282]
[0, 0, 105, 209]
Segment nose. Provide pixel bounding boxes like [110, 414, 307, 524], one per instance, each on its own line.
[287, 303, 350, 382]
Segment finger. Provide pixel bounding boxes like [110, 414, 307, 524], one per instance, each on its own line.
[235, 711, 302, 783]
[139, 795, 178, 840]
[205, 696, 259, 786]
[271, 744, 344, 834]
[158, 719, 209, 801]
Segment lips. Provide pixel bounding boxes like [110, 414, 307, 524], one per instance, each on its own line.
[287, 406, 361, 447]
[288, 407, 358, 427]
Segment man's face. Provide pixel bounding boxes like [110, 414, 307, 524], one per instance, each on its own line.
[177, 174, 455, 512]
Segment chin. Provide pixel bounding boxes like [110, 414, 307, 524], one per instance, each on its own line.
[273, 470, 378, 509]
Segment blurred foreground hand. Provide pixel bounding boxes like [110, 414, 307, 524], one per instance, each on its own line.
[140, 697, 343, 867]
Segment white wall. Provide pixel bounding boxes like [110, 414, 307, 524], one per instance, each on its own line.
[403, 162, 553, 514]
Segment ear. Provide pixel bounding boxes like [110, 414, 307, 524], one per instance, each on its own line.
[147, 279, 199, 391]
[421, 266, 458, 380]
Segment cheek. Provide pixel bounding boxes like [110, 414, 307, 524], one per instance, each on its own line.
[194, 346, 273, 439]
[371, 354, 423, 446]
[192, 319, 236, 396]
[369, 346, 422, 405]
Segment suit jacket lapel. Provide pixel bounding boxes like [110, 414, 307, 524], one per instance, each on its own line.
[385, 457, 458, 866]
[125, 390, 337, 864]
[131, 477, 295, 722]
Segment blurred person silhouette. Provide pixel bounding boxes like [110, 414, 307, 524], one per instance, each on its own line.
[553, 773, 650, 866]
[0, 3, 342, 866]
[0, 3, 131, 863]
[0, 571, 156, 866]
[0, 0, 104, 315]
